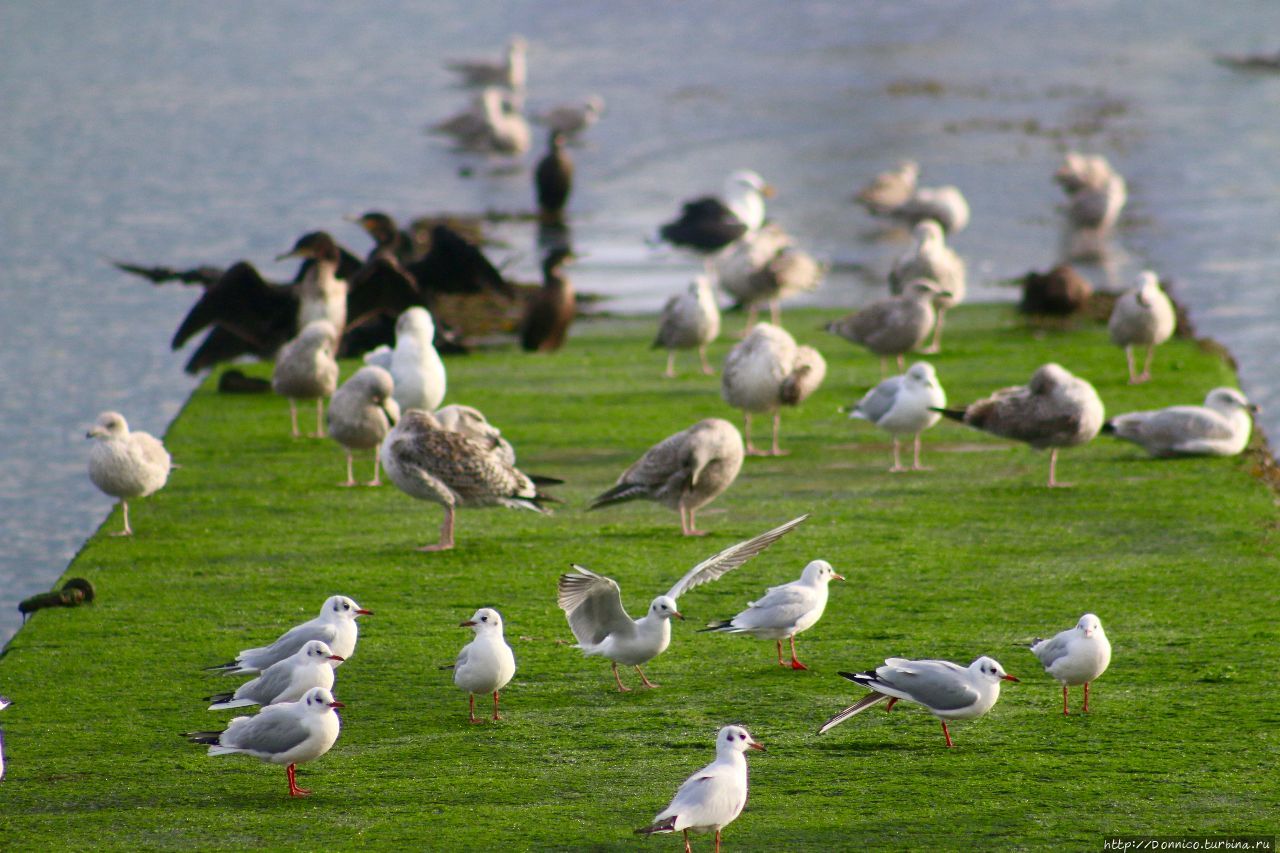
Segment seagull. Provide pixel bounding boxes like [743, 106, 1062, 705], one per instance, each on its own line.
[888, 221, 966, 353]
[184, 686, 344, 797]
[557, 515, 807, 691]
[657, 170, 773, 256]
[890, 184, 971, 235]
[1055, 152, 1127, 232]
[206, 595, 371, 676]
[700, 559, 844, 670]
[381, 409, 560, 551]
[272, 319, 340, 438]
[825, 280, 946, 376]
[435, 404, 516, 465]
[86, 411, 172, 536]
[1103, 387, 1256, 457]
[714, 224, 824, 329]
[721, 323, 826, 456]
[653, 275, 721, 377]
[532, 95, 604, 137]
[534, 130, 573, 223]
[935, 363, 1105, 488]
[328, 365, 400, 486]
[445, 36, 528, 90]
[818, 656, 1018, 747]
[847, 362, 946, 472]
[589, 418, 744, 536]
[444, 608, 517, 724]
[362, 307, 446, 412]
[205, 640, 343, 711]
[1108, 271, 1176, 384]
[635, 725, 764, 853]
[1029, 614, 1112, 715]
[854, 160, 919, 216]
[0, 694, 10, 782]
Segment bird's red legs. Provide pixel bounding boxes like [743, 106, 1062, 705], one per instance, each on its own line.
[492, 690, 502, 721]
[1083, 681, 1092, 712]
[611, 661, 631, 693]
[286, 763, 311, 797]
[941, 720, 954, 748]
[788, 634, 807, 670]
[635, 665, 659, 689]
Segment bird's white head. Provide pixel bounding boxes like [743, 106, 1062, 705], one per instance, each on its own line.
[352, 365, 395, 402]
[396, 306, 436, 341]
[971, 656, 1019, 683]
[913, 219, 945, 248]
[800, 559, 845, 585]
[904, 362, 939, 389]
[1205, 387, 1257, 415]
[1028, 363, 1072, 394]
[322, 595, 372, 621]
[298, 319, 339, 351]
[301, 639, 345, 664]
[302, 686, 344, 712]
[87, 411, 129, 440]
[717, 725, 765, 755]
[725, 169, 771, 197]
[461, 607, 504, 633]
[1076, 613, 1105, 639]
[648, 595, 684, 622]
[0, 695, 11, 712]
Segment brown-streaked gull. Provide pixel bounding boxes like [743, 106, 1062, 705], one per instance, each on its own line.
[272, 319, 340, 438]
[446, 608, 517, 724]
[205, 640, 342, 711]
[825, 279, 946, 376]
[363, 307, 446, 412]
[847, 361, 946, 472]
[435, 404, 517, 466]
[86, 411, 172, 537]
[445, 35, 527, 90]
[1103, 387, 1256, 457]
[589, 417, 744, 536]
[327, 365, 400, 487]
[557, 515, 806, 691]
[205, 595, 371, 676]
[653, 275, 721, 377]
[889, 221, 966, 352]
[891, 184, 971, 235]
[1107, 271, 1176, 384]
[1029, 614, 1112, 716]
[721, 323, 826, 456]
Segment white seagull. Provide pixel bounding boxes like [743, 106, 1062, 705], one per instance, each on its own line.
[185, 686, 344, 797]
[635, 725, 764, 852]
[557, 515, 807, 691]
[445, 607, 517, 724]
[653, 274, 721, 377]
[1103, 387, 1256, 457]
[0, 694, 10, 782]
[848, 362, 946, 472]
[327, 365, 400, 486]
[205, 640, 344, 711]
[818, 656, 1018, 747]
[721, 323, 826, 456]
[1030, 613, 1112, 715]
[700, 559, 844, 670]
[272, 319, 340, 438]
[1108, 271, 1176, 384]
[363, 306, 447, 413]
[206, 595, 371, 676]
[86, 411, 172, 537]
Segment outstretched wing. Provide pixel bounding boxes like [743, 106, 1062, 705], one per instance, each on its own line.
[665, 514, 808, 600]
[345, 258, 422, 331]
[557, 565, 635, 647]
[172, 261, 298, 352]
[409, 225, 514, 299]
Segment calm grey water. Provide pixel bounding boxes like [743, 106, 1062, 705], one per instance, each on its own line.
[2, 1, 1278, 643]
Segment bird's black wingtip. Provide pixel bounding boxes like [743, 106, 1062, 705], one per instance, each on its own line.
[931, 407, 967, 422]
[1101, 420, 1116, 434]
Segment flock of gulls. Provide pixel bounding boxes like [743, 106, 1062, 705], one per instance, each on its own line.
[4, 30, 1253, 851]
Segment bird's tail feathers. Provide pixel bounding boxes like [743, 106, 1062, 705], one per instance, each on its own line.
[1101, 420, 1117, 434]
[587, 482, 648, 510]
[635, 816, 679, 836]
[183, 730, 224, 745]
[529, 474, 565, 486]
[697, 619, 738, 633]
[932, 407, 967, 422]
[817, 693, 887, 734]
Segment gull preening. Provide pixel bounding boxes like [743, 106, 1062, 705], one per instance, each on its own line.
[327, 365, 400, 486]
[1055, 151, 1127, 233]
[557, 515, 807, 691]
[818, 656, 1018, 747]
[184, 686, 344, 797]
[1029, 614, 1112, 715]
[635, 725, 763, 852]
[589, 418, 745, 536]
[888, 221, 966, 352]
[936, 363, 1105, 487]
[1108, 271, 1176, 384]
[847, 362, 946, 472]
[700, 559, 844, 670]
[272, 319, 340, 438]
[446, 608, 517, 724]
[653, 275, 721, 377]
[445, 36, 528, 91]
[429, 87, 529, 154]
[86, 411, 172, 537]
[657, 170, 773, 255]
[205, 640, 343, 711]
[363, 307, 446, 412]
[855, 161, 969, 233]
[721, 323, 826, 456]
[714, 224, 824, 329]
[1103, 387, 1256, 457]
[435, 404, 516, 466]
[206, 595, 371, 676]
[381, 409, 559, 552]
[825, 280, 946, 376]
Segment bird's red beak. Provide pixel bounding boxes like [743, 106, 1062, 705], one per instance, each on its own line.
[749, 741, 766, 751]
[355, 609, 373, 616]
[1002, 674, 1020, 682]
[460, 620, 477, 627]
[671, 610, 685, 621]
[329, 701, 345, 708]
[832, 573, 846, 582]
[328, 655, 345, 662]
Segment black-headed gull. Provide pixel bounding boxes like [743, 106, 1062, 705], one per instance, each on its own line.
[206, 595, 371, 676]
[825, 280, 946, 377]
[635, 725, 763, 852]
[888, 221, 966, 353]
[558, 515, 807, 691]
[86, 411, 172, 537]
[721, 323, 826, 456]
[206, 640, 343, 711]
[848, 362, 946, 472]
[327, 365, 400, 487]
[446, 608, 517, 723]
[1103, 388, 1256, 457]
[657, 170, 773, 255]
[818, 656, 1018, 747]
[1107, 271, 1176, 384]
[1030, 614, 1112, 715]
[589, 418, 744, 537]
[700, 559, 844, 670]
[936, 363, 1104, 488]
[272, 319, 340, 438]
[0, 694, 10, 782]
[653, 275, 721, 377]
[185, 686, 343, 797]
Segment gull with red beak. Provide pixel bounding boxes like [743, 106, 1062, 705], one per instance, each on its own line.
[818, 656, 1018, 747]
[1030, 613, 1112, 715]
[445, 608, 516, 723]
[558, 516, 807, 692]
[205, 640, 345, 711]
[699, 559, 844, 670]
[205, 595, 371, 676]
[184, 686, 344, 797]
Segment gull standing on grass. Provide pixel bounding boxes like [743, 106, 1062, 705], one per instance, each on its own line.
[444, 608, 517, 724]
[635, 725, 764, 853]
[205, 640, 343, 711]
[184, 687, 344, 798]
[589, 418, 744, 537]
[1103, 387, 1256, 457]
[825, 280, 946, 377]
[86, 411, 172, 536]
[847, 362, 946, 472]
[721, 324, 826, 456]
[557, 515, 807, 691]
[0, 694, 10, 782]
[818, 656, 1018, 747]
[935, 363, 1104, 488]
[888, 221, 966, 353]
[327, 365, 400, 487]
[1108, 271, 1176, 384]
[653, 275, 721, 377]
[273, 319, 340, 438]
[1029, 614, 1112, 715]
[363, 306, 447, 413]
[206, 595, 371, 676]
[700, 559, 844, 670]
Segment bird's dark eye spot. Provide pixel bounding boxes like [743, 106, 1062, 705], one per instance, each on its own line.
[481, 616, 488, 622]
[343, 603, 350, 610]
